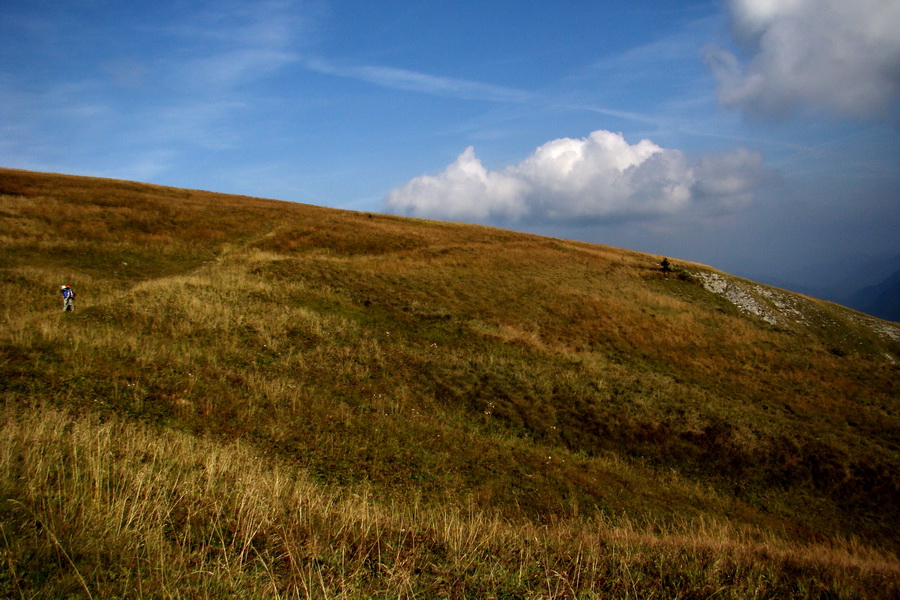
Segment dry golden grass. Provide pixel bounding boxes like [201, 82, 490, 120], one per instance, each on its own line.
[2, 403, 897, 599]
[1, 167, 899, 597]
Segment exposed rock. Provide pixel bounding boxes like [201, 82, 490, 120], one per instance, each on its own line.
[693, 270, 900, 353]
[693, 272, 778, 324]
[849, 313, 900, 343]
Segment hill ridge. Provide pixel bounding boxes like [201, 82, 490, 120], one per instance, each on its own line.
[1, 168, 898, 597]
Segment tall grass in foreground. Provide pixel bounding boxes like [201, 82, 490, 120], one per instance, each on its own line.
[2, 404, 897, 599]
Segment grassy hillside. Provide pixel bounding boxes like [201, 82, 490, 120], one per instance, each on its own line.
[1, 168, 898, 598]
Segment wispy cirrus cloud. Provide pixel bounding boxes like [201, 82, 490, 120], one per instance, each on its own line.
[302, 57, 533, 103]
[180, 48, 298, 91]
[164, 0, 313, 92]
[162, 2, 531, 104]
[0, 0, 318, 180]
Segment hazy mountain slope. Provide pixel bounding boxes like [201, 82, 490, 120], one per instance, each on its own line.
[2, 168, 899, 597]
[848, 269, 900, 322]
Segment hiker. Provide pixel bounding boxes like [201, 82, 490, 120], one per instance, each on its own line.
[60, 285, 75, 311]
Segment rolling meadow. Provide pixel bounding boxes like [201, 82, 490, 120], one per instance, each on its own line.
[1, 168, 898, 598]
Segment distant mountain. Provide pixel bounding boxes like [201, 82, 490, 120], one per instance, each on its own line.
[761, 253, 900, 308]
[848, 269, 900, 321]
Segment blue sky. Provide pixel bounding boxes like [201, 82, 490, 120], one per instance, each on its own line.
[3, 0, 899, 301]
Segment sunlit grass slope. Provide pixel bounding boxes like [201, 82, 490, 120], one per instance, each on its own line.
[1, 168, 898, 598]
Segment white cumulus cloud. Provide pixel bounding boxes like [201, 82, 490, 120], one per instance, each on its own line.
[385, 130, 771, 224]
[706, 0, 900, 119]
